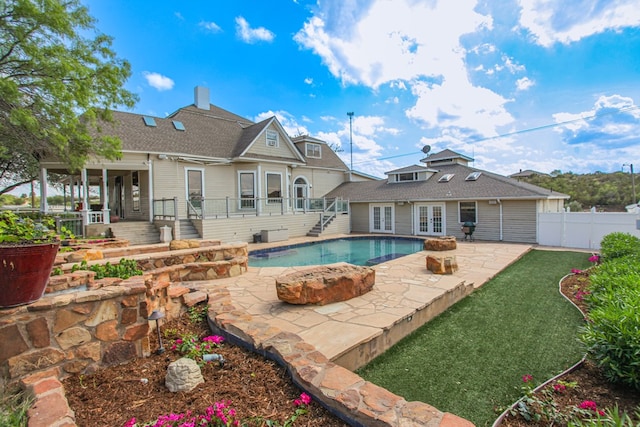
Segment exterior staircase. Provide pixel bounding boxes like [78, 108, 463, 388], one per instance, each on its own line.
[307, 214, 336, 237]
[107, 221, 161, 246]
[177, 219, 200, 240]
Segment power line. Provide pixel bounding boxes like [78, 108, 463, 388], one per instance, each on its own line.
[352, 104, 640, 166]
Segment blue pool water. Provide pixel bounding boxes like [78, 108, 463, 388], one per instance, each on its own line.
[249, 237, 424, 267]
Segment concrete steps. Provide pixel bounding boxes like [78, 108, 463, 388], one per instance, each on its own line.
[177, 219, 200, 240]
[108, 221, 160, 246]
[306, 215, 335, 237]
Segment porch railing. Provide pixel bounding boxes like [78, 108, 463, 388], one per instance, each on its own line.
[175, 197, 348, 220]
[153, 197, 178, 220]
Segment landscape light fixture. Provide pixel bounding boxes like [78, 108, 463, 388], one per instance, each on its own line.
[148, 309, 165, 354]
[622, 163, 636, 204]
[347, 112, 354, 170]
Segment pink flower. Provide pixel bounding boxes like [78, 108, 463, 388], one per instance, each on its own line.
[571, 268, 583, 274]
[300, 392, 312, 405]
[589, 254, 600, 263]
[579, 400, 598, 411]
[553, 384, 566, 393]
[203, 335, 225, 344]
[123, 418, 137, 427]
[522, 374, 533, 383]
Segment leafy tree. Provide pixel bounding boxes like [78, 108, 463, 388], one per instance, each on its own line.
[0, 0, 137, 195]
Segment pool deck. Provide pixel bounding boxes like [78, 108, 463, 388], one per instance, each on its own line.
[204, 235, 533, 370]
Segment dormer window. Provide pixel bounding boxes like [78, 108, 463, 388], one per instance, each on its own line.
[398, 172, 417, 182]
[466, 172, 482, 181]
[305, 143, 321, 158]
[439, 174, 454, 182]
[266, 130, 278, 147]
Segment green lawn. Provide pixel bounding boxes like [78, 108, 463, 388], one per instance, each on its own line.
[356, 249, 592, 427]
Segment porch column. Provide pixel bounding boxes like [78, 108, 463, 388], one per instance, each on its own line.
[256, 164, 262, 215]
[101, 168, 110, 224]
[81, 168, 89, 227]
[148, 159, 155, 222]
[39, 167, 48, 213]
[70, 178, 76, 210]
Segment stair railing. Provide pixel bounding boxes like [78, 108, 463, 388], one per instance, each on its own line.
[319, 198, 338, 232]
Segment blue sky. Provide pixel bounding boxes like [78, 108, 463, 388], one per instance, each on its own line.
[84, 0, 640, 178]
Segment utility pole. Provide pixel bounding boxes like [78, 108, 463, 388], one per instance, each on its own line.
[347, 112, 354, 171]
[623, 163, 636, 204]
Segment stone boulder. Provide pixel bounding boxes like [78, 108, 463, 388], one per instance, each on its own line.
[65, 249, 104, 263]
[423, 236, 457, 251]
[426, 255, 458, 275]
[276, 264, 375, 305]
[165, 357, 204, 392]
[169, 239, 201, 250]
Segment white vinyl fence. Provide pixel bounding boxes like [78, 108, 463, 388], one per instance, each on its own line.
[538, 210, 640, 250]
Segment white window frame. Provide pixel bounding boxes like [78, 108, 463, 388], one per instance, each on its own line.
[305, 143, 321, 158]
[266, 130, 279, 147]
[369, 203, 395, 233]
[265, 172, 283, 204]
[184, 167, 205, 202]
[238, 170, 256, 209]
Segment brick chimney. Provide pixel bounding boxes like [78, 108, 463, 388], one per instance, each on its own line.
[194, 86, 210, 110]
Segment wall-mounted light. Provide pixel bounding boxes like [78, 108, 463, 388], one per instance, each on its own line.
[158, 154, 168, 160]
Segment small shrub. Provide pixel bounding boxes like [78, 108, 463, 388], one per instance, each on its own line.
[580, 233, 640, 391]
[599, 233, 640, 261]
[70, 258, 142, 279]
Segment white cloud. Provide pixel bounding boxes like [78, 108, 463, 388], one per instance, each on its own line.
[235, 17, 275, 43]
[295, 0, 513, 139]
[255, 110, 309, 137]
[552, 94, 640, 148]
[304, 77, 313, 85]
[200, 21, 222, 33]
[518, 0, 640, 46]
[142, 72, 174, 91]
[516, 77, 535, 91]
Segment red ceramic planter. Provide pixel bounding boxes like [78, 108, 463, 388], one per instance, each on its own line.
[0, 242, 60, 308]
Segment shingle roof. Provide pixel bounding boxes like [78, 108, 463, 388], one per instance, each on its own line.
[291, 138, 349, 171]
[95, 105, 324, 167]
[421, 149, 473, 163]
[326, 163, 569, 202]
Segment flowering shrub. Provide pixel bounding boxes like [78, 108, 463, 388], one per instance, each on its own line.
[510, 374, 604, 425]
[170, 333, 225, 364]
[123, 393, 312, 427]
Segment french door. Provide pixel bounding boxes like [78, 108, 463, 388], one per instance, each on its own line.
[416, 203, 445, 235]
[370, 204, 394, 233]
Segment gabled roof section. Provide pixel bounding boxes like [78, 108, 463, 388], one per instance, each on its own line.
[325, 163, 570, 203]
[291, 135, 349, 171]
[235, 117, 306, 163]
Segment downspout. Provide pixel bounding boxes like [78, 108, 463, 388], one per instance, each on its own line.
[497, 198, 503, 241]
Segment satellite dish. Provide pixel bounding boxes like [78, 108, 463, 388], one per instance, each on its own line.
[422, 145, 431, 154]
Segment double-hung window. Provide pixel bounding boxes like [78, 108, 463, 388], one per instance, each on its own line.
[305, 143, 321, 158]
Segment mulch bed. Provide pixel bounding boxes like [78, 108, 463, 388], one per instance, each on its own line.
[63, 311, 349, 427]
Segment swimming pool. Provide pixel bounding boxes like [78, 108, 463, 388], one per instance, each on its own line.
[248, 237, 424, 267]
